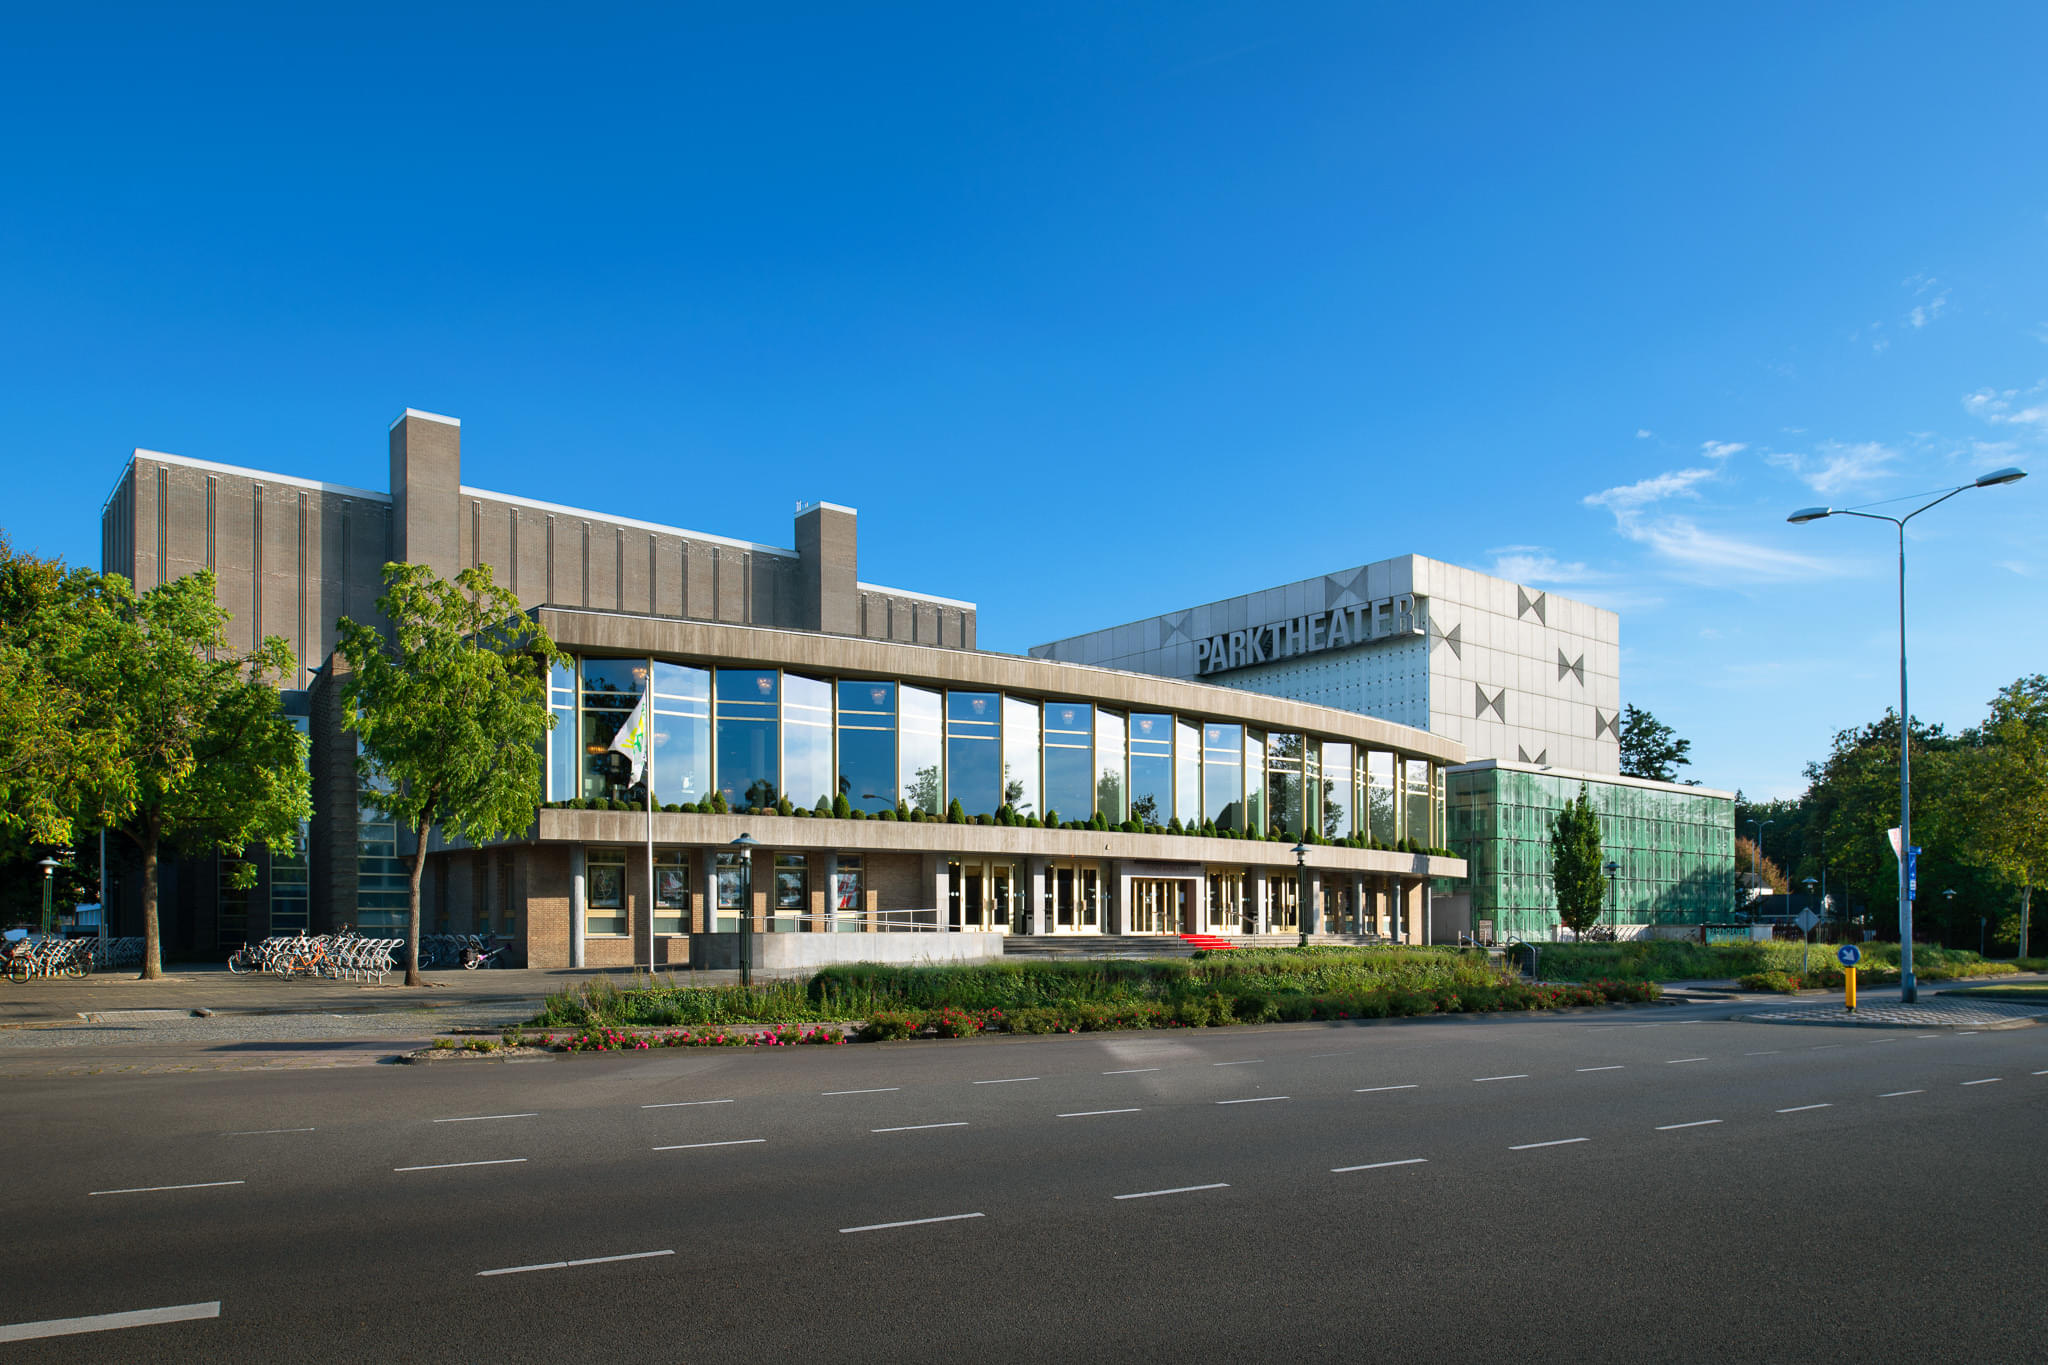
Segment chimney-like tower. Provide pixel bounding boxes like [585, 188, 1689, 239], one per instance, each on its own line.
[794, 500, 859, 636]
[388, 408, 462, 580]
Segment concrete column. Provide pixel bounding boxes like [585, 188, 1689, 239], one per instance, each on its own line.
[569, 845, 586, 969]
[1025, 857, 1048, 935]
[750, 847, 770, 934]
[1193, 869, 1211, 935]
[1105, 862, 1125, 935]
[1249, 867, 1269, 935]
[922, 852, 949, 932]
[821, 852, 840, 932]
[697, 849, 717, 935]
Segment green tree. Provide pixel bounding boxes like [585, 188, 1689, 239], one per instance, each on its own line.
[338, 563, 562, 986]
[1618, 704, 1693, 782]
[68, 570, 310, 978]
[1961, 675, 2047, 956]
[0, 533, 99, 849]
[1550, 783, 1607, 938]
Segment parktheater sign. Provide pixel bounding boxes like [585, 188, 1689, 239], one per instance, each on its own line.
[1195, 594, 1424, 676]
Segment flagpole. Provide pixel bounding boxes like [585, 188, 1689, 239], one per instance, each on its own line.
[645, 757, 655, 979]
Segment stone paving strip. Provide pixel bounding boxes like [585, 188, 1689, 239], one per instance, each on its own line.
[1742, 999, 2048, 1029]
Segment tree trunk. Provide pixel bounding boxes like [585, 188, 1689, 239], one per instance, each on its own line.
[406, 817, 430, 987]
[138, 816, 162, 981]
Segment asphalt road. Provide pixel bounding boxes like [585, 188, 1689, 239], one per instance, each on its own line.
[5, 1006, 2044, 1363]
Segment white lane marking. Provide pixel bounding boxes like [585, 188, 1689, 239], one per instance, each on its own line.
[1809, 1044, 1841, 1050]
[1915, 1034, 1940, 1039]
[840, 1212, 984, 1234]
[1356, 1084, 1419, 1092]
[1510, 1138, 1589, 1151]
[871, 1122, 969, 1133]
[1213, 1060, 1262, 1067]
[1743, 1051, 1780, 1056]
[1331, 1158, 1427, 1173]
[1666, 1057, 1709, 1064]
[2034, 1070, 2048, 1076]
[1957, 1031, 1980, 1036]
[1114, 1183, 1229, 1200]
[478, 1249, 673, 1277]
[1576, 1066, 1624, 1072]
[89, 1181, 244, 1197]
[1776, 1104, 1831, 1114]
[823, 1088, 899, 1096]
[1058, 1109, 1141, 1118]
[651, 1139, 765, 1151]
[1474, 1074, 1528, 1083]
[1656, 1120, 1722, 1130]
[1879, 1090, 1924, 1098]
[394, 1159, 528, 1172]
[1961, 1078, 2002, 1086]
[642, 1100, 732, 1109]
[972, 1077, 1040, 1085]
[432, 1113, 538, 1124]
[1103, 1068, 1159, 1075]
[1308, 1052, 1356, 1058]
[0, 1301, 220, 1343]
[225, 1128, 315, 1135]
[1216, 1096, 1289, 1105]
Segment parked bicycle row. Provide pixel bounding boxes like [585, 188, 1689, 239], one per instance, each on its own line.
[225, 931, 518, 980]
[3, 931, 96, 982]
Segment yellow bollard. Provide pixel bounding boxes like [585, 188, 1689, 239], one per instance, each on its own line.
[1845, 966, 1857, 1013]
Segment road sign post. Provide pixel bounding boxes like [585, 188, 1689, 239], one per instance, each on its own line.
[1838, 943, 1862, 1013]
[1796, 907, 1821, 977]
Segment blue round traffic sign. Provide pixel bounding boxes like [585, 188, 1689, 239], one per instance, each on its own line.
[1837, 944, 1862, 967]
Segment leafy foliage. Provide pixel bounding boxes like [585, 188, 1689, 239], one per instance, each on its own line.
[339, 563, 561, 985]
[1618, 703, 1693, 782]
[1550, 782, 1608, 937]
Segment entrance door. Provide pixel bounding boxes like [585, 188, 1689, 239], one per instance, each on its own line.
[1127, 879, 1189, 935]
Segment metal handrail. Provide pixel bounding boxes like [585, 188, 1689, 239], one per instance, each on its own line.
[1503, 936, 1540, 980]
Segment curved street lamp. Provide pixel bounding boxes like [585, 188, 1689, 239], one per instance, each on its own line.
[1790, 465, 2027, 1001]
[1291, 841, 1311, 948]
[1603, 859, 1620, 939]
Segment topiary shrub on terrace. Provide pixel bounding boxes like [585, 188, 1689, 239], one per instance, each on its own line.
[833, 792, 852, 819]
[947, 798, 967, 824]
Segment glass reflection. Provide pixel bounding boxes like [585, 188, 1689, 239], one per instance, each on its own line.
[1202, 722, 1242, 831]
[1175, 720, 1199, 827]
[715, 668, 779, 810]
[548, 659, 577, 802]
[1043, 702, 1094, 823]
[651, 662, 710, 807]
[1002, 697, 1039, 817]
[836, 680, 897, 814]
[899, 685, 942, 814]
[946, 691, 1002, 817]
[1322, 742, 1354, 838]
[1367, 750, 1397, 844]
[1245, 730, 1266, 835]
[1095, 709, 1126, 823]
[1267, 732, 1304, 838]
[782, 673, 833, 811]
[580, 657, 644, 801]
[1406, 758, 1433, 845]
[1128, 713, 1172, 828]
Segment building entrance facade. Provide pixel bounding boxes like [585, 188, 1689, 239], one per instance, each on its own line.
[1126, 878, 1191, 935]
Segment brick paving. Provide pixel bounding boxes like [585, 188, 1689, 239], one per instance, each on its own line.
[1743, 997, 2048, 1029]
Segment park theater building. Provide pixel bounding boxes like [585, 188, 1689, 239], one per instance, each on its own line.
[96, 409, 1465, 965]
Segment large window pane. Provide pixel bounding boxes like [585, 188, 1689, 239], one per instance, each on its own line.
[581, 657, 645, 801]
[715, 669, 779, 810]
[586, 851, 627, 937]
[1095, 709, 1126, 823]
[1406, 758, 1433, 845]
[1245, 730, 1266, 835]
[946, 691, 1002, 817]
[1002, 697, 1039, 818]
[1128, 713, 1172, 828]
[548, 659, 578, 802]
[1202, 722, 1243, 831]
[783, 673, 833, 811]
[837, 680, 897, 814]
[654, 850, 689, 935]
[773, 853, 807, 933]
[650, 662, 710, 807]
[1175, 720, 1200, 827]
[899, 685, 942, 814]
[1267, 732, 1304, 839]
[1322, 742, 1354, 839]
[1367, 750, 1397, 844]
[1043, 702, 1094, 823]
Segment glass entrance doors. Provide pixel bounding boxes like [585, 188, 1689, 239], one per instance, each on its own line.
[948, 860, 1017, 932]
[1128, 879, 1189, 935]
[1207, 869, 1247, 935]
[1044, 862, 1101, 933]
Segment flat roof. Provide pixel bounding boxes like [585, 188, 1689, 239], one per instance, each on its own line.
[1445, 757, 1735, 801]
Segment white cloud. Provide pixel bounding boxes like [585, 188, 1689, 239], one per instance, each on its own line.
[1908, 291, 1949, 328]
[1584, 466, 1717, 513]
[1581, 463, 1839, 582]
[1766, 440, 1899, 496]
[1999, 560, 2034, 577]
[1964, 384, 2048, 429]
[1700, 440, 1746, 460]
[1487, 549, 1598, 584]
[1636, 428, 1653, 439]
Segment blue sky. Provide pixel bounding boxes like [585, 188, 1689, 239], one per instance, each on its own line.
[4, 2, 2042, 799]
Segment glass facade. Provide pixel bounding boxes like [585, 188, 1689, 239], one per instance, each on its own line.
[1447, 766, 1735, 940]
[586, 850, 627, 937]
[538, 654, 1450, 844]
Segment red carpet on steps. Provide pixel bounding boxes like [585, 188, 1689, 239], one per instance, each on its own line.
[1178, 934, 1236, 951]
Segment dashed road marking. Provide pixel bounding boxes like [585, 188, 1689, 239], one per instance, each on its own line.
[1356, 1084, 1419, 1092]
[433, 1113, 537, 1124]
[1114, 1183, 1229, 1200]
[1216, 1096, 1289, 1105]
[1961, 1078, 2002, 1086]
[841, 1213, 984, 1233]
[972, 1077, 1039, 1085]
[225, 1128, 314, 1136]
[1576, 1066, 1624, 1072]
[1509, 1138, 1588, 1151]
[651, 1139, 765, 1151]
[823, 1088, 900, 1096]
[872, 1122, 969, 1133]
[1776, 1104, 1831, 1114]
[1474, 1075, 1528, 1083]
[1655, 1120, 1722, 1130]
[643, 1100, 732, 1109]
[395, 1159, 527, 1172]
[478, 1250, 672, 1277]
[0, 1301, 220, 1343]
[1879, 1090, 1924, 1098]
[1331, 1158, 1427, 1173]
[89, 1180, 244, 1197]
[1058, 1109, 1141, 1118]
[1666, 1057, 1709, 1065]
[1103, 1068, 1159, 1075]
[1213, 1060, 1262, 1067]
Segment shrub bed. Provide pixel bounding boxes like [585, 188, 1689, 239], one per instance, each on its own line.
[1541, 940, 2015, 984]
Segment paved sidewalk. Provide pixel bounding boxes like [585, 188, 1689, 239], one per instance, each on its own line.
[1742, 996, 2048, 1029]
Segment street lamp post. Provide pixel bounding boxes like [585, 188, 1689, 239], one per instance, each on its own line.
[1603, 860, 1620, 940]
[1791, 465, 2027, 1002]
[1802, 877, 1818, 976]
[37, 857, 62, 937]
[1291, 841, 1311, 949]
[741, 834, 760, 985]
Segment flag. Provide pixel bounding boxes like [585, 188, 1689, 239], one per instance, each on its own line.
[607, 692, 651, 785]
